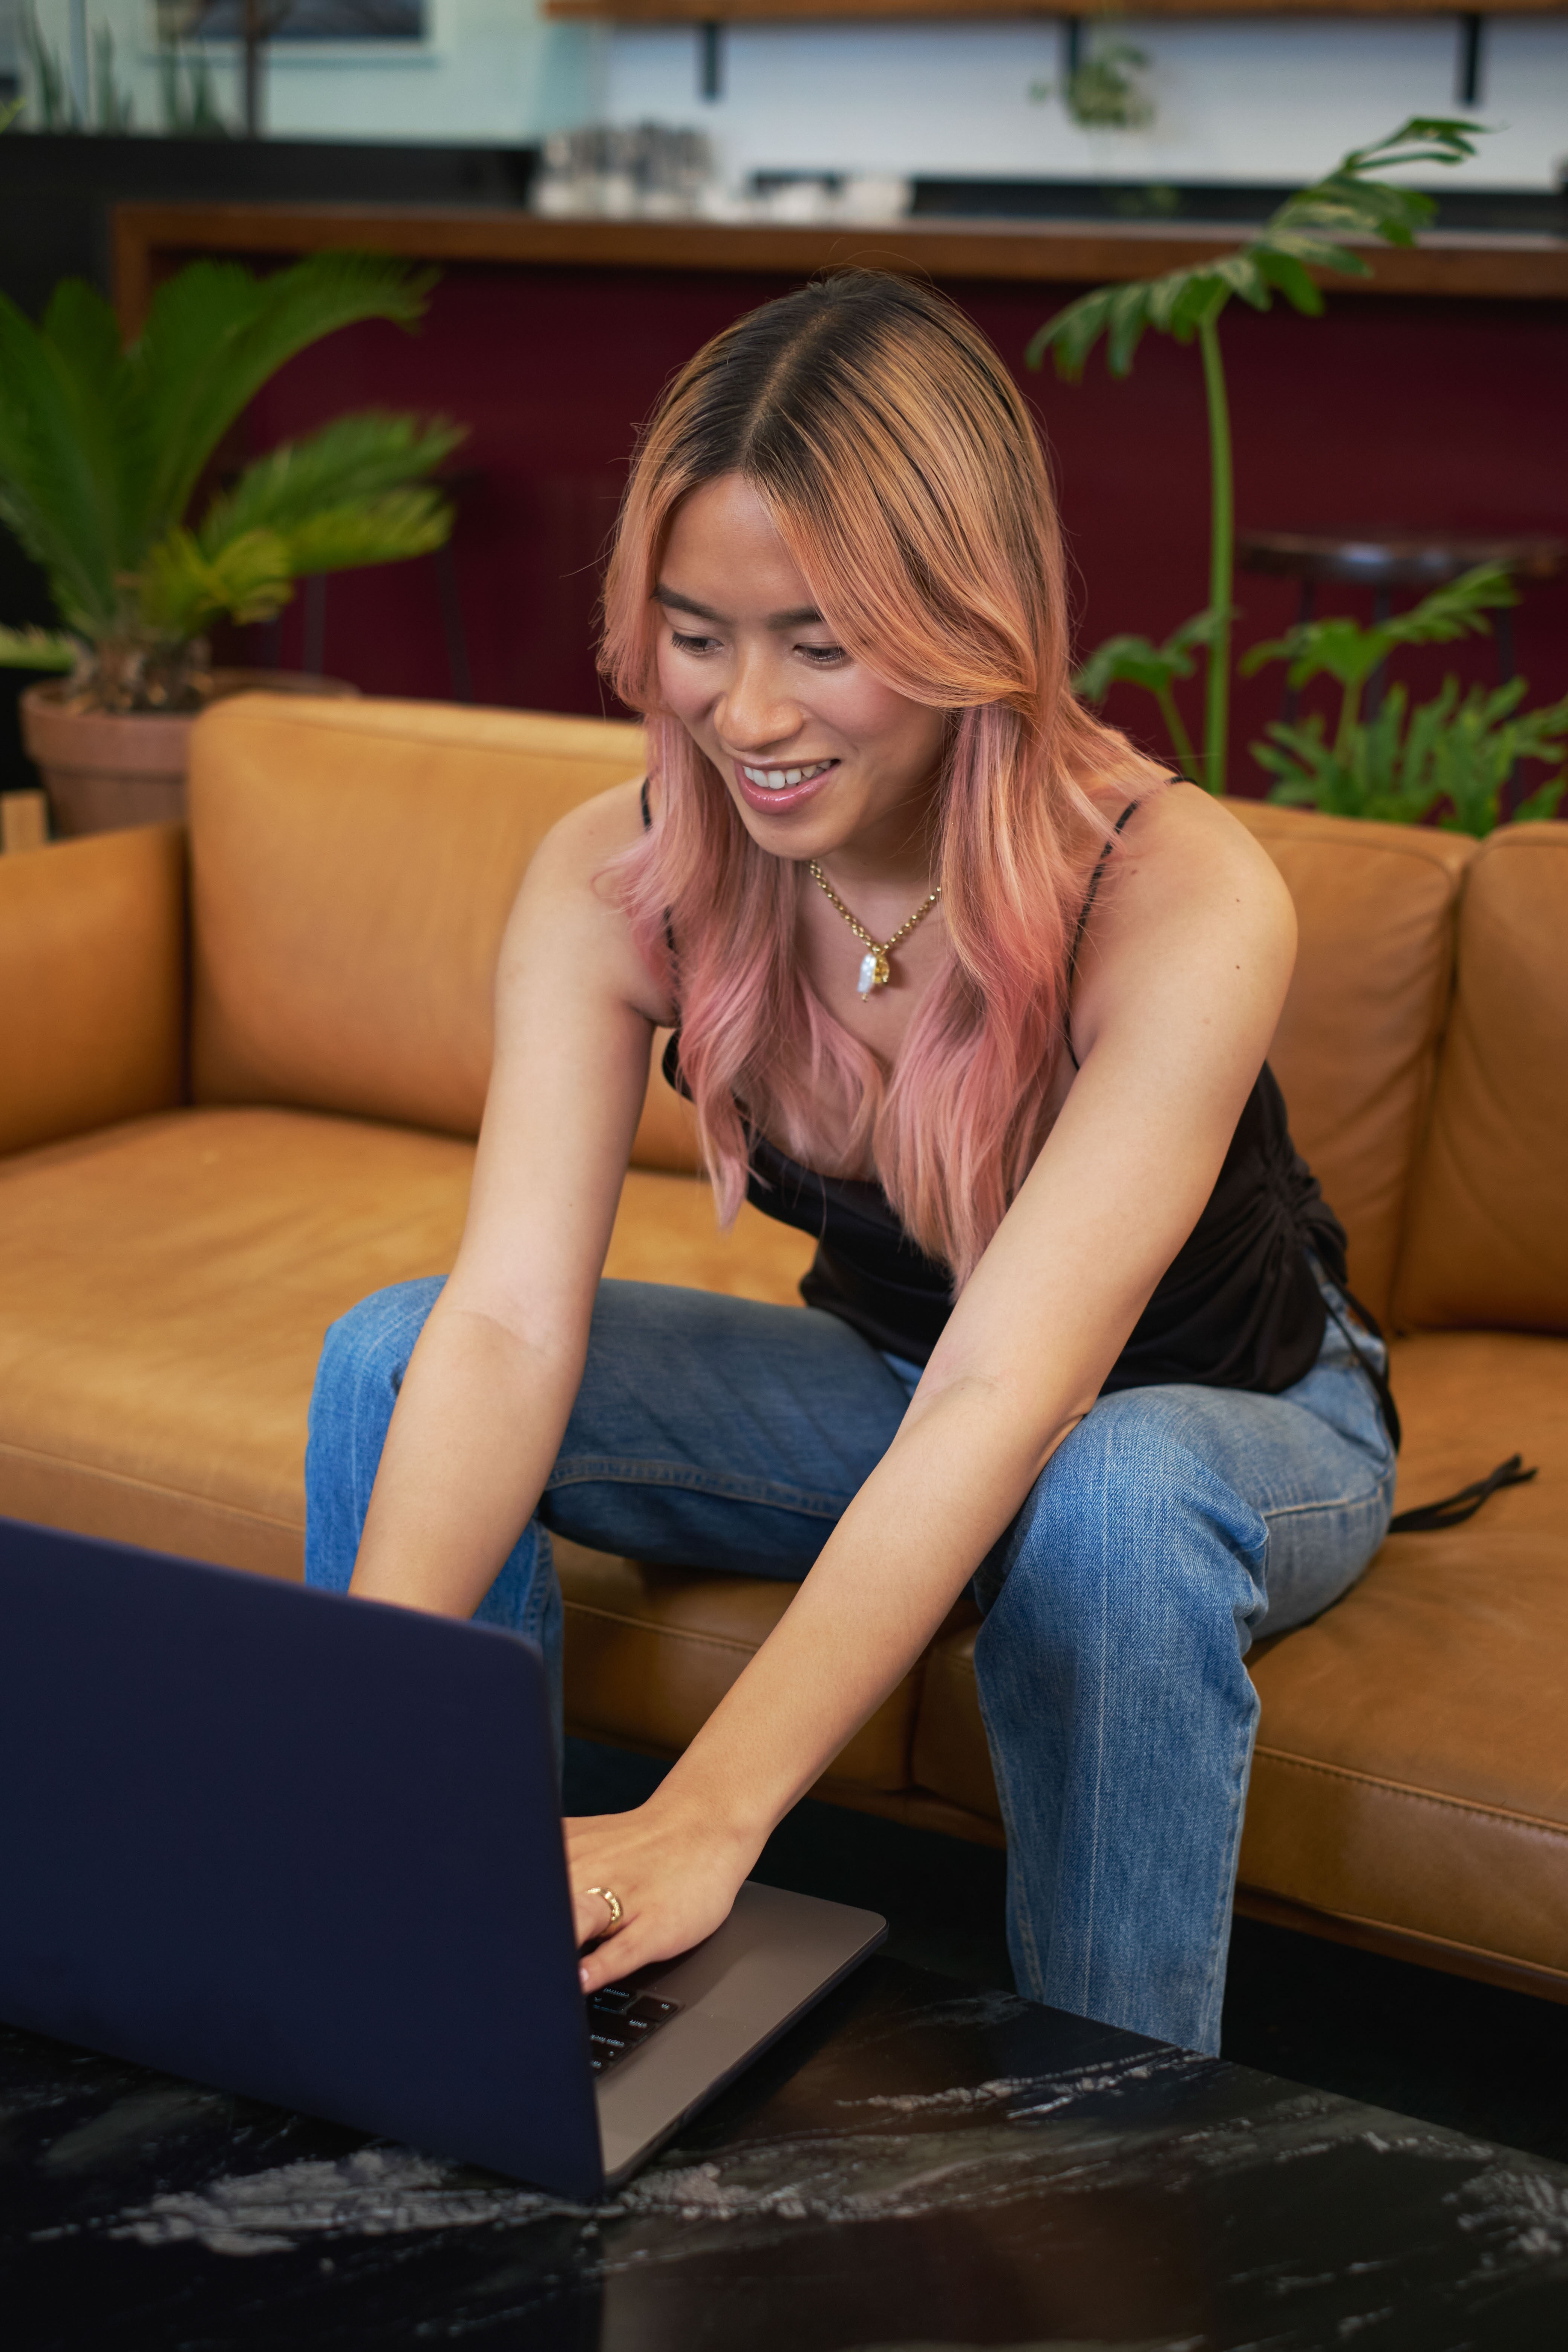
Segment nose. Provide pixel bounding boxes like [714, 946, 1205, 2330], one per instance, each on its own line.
[716, 643, 802, 757]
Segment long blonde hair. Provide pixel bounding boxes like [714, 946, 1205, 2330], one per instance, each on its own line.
[601, 270, 1162, 1284]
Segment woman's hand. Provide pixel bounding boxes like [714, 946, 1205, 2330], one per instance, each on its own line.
[564, 1789, 764, 1995]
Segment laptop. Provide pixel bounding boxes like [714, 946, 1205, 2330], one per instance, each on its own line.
[0, 1516, 885, 2200]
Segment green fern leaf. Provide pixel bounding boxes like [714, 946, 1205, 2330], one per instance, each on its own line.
[134, 253, 439, 543]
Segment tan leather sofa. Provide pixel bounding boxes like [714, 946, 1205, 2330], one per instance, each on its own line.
[3, 694, 1564, 2004]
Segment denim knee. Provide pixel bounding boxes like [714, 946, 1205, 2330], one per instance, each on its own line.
[977, 1389, 1271, 1660]
[315, 1278, 445, 1411]
[305, 1278, 445, 1592]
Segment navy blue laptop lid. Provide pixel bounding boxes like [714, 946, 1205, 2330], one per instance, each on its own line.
[0, 1518, 605, 2199]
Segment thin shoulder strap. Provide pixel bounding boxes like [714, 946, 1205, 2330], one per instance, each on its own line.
[1063, 799, 1139, 1072]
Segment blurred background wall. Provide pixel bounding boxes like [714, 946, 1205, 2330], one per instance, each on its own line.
[6, 2, 1565, 190]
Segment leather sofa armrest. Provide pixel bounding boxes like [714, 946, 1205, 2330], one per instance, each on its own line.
[0, 824, 186, 1157]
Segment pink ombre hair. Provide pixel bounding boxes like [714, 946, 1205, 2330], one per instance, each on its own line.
[601, 270, 1165, 1287]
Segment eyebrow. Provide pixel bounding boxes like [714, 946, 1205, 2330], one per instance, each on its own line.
[654, 584, 826, 629]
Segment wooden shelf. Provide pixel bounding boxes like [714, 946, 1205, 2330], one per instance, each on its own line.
[112, 199, 1568, 336]
[544, 0, 1567, 18]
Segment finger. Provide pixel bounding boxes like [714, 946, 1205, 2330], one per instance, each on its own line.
[579, 1922, 648, 1997]
[573, 1885, 625, 1952]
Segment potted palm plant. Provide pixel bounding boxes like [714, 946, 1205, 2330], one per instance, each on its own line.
[0, 251, 464, 832]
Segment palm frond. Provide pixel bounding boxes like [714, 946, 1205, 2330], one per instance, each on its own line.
[139, 524, 294, 638]
[0, 285, 133, 632]
[197, 411, 465, 555]
[280, 486, 455, 578]
[40, 278, 150, 571]
[134, 253, 439, 542]
[0, 622, 79, 671]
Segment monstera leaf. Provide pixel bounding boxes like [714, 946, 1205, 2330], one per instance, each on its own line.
[1029, 118, 1487, 792]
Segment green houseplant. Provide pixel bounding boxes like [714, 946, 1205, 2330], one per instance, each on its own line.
[1027, 117, 1484, 794]
[0, 251, 463, 830]
[1243, 566, 1568, 835]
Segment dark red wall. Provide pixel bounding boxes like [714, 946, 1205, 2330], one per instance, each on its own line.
[244, 264, 1568, 794]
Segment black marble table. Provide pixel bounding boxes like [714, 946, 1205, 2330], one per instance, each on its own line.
[6, 1957, 1566, 2351]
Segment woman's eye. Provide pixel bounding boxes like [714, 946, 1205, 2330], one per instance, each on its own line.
[798, 642, 848, 666]
[671, 630, 719, 655]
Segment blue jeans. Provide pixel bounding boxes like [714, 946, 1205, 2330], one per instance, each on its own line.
[305, 1275, 1395, 2055]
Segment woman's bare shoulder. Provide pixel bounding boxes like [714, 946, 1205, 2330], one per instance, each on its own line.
[526, 773, 649, 883]
[498, 775, 671, 1024]
[1071, 780, 1295, 1058]
[1103, 779, 1291, 917]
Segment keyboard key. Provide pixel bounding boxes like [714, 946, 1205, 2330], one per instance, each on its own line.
[585, 1983, 683, 2077]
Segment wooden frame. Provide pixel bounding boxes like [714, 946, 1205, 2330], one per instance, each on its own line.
[544, 0, 1567, 18]
[112, 198, 1568, 337]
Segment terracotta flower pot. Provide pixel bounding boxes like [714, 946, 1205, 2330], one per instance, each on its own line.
[20, 670, 358, 837]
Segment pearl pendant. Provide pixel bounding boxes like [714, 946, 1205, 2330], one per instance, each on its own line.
[857, 949, 891, 998]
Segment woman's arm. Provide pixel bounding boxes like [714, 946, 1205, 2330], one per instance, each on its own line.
[568, 785, 1297, 1984]
[349, 779, 666, 1618]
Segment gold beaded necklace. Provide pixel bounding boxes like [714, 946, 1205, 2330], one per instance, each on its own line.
[807, 862, 942, 1001]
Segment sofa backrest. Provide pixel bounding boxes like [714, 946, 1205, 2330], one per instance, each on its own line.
[1227, 803, 1473, 1328]
[185, 697, 1489, 1323]
[0, 822, 185, 1158]
[1394, 823, 1568, 1334]
[188, 695, 648, 1138]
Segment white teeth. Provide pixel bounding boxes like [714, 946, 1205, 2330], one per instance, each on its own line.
[743, 760, 832, 791]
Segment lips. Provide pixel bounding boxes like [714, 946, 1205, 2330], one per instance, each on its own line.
[732, 756, 838, 816]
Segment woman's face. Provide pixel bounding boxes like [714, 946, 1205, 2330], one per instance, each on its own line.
[654, 473, 948, 876]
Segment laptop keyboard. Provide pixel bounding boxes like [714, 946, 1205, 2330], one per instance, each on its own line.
[586, 1983, 683, 2076]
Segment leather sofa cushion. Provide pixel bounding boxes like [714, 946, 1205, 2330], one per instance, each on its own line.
[1242, 1514, 1568, 1988]
[0, 1107, 475, 1578]
[0, 1106, 811, 1578]
[1395, 824, 1568, 1332]
[589, 1160, 814, 1302]
[907, 1326, 1568, 1983]
[1227, 804, 1472, 1327]
[0, 823, 184, 1158]
[188, 696, 648, 1139]
[560, 1547, 918, 1791]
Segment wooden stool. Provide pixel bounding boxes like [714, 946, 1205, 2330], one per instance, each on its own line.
[1237, 529, 1566, 717]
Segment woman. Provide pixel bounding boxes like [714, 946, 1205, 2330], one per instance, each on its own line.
[306, 271, 1395, 2056]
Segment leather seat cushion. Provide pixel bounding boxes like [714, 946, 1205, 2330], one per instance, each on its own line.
[910, 1328, 1568, 1981]
[559, 1547, 918, 1792]
[0, 1107, 813, 1578]
[1242, 1525, 1568, 1985]
[0, 1107, 476, 1576]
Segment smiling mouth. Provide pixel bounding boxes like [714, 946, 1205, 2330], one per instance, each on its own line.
[740, 758, 837, 792]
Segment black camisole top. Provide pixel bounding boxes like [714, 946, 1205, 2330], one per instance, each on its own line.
[650, 789, 1350, 1396]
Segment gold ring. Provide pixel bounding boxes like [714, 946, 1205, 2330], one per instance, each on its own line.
[585, 1885, 623, 1933]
